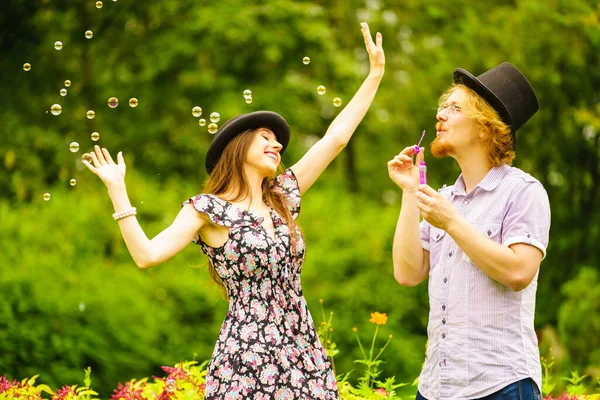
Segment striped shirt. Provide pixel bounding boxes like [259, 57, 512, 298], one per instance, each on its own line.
[418, 164, 551, 400]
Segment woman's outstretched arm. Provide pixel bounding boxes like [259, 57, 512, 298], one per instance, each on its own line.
[84, 145, 207, 269]
[290, 22, 385, 194]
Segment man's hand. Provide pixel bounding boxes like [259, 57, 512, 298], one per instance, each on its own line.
[416, 184, 459, 230]
[388, 146, 424, 192]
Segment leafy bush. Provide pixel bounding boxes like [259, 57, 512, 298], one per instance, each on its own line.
[0, 174, 429, 394]
[0, 173, 227, 395]
[557, 267, 600, 375]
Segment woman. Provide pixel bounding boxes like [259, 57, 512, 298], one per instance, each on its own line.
[84, 22, 384, 399]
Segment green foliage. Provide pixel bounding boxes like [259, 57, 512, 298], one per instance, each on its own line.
[563, 372, 590, 397]
[318, 305, 414, 399]
[541, 352, 600, 400]
[558, 267, 600, 375]
[0, 0, 598, 393]
[543, 354, 558, 396]
[0, 172, 227, 395]
[3, 351, 599, 399]
[0, 174, 428, 394]
[0, 362, 208, 400]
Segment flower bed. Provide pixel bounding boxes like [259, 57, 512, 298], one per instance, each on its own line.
[2, 307, 599, 399]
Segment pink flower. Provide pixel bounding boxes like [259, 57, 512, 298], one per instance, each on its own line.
[374, 387, 389, 397]
[52, 385, 77, 400]
[0, 376, 18, 393]
[110, 381, 145, 400]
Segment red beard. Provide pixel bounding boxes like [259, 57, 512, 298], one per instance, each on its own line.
[430, 135, 454, 157]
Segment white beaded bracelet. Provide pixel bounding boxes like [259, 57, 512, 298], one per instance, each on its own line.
[113, 207, 137, 221]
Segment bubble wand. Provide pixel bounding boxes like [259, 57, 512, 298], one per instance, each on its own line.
[414, 130, 426, 154]
[414, 130, 427, 184]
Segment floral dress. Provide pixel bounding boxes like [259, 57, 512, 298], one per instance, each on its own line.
[183, 169, 339, 399]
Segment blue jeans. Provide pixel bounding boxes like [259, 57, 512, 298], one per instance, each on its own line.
[416, 378, 541, 400]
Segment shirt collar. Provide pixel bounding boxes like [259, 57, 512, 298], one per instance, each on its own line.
[452, 164, 510, 196]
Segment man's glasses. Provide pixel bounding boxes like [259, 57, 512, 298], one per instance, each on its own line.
[437, 104, 462, 114]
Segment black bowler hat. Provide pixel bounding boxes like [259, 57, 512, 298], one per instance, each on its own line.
[205, 111, 290, 174]
[454, 62, 539, 136]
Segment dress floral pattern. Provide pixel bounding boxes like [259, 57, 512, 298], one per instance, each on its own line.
[184, 169, 339, 399]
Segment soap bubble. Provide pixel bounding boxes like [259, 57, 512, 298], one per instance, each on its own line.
[54, 41, 63, 50]
[91, 132, 100, 141]
[96, 1, 103, 8]
[208, 123, 218, 134]
[86, 110, 95, 119]
[210, 112, 220, 123]
[333, 97, 342, 107]
[60, 88, 67, 96]
[43, 193, 51, 201]
[69, 142, 80, 153]
[51, 104, 62, 116]
[108, 97, 118, 108]
[64, 80, 72, 87]
[192, 106, 202, 117]
[85, 30, 93, 39]
[129, 98, 138, 107]
[199, 119, 206, 126]
[302, 56, 310, 65]
[69, 179, 77, 186]
[245, 97, 253, 104]
[81, 153, 92, 163]
[317, 85, 326, 95]
[23, 63, 31, 71]
[165, 379, 176, 393]
[243, 89, 252, 98]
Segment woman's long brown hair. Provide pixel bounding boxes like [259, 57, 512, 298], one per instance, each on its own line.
[202, 128, 301, 295]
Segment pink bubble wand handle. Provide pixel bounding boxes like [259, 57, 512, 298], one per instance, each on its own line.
[419, 161, 427, 185]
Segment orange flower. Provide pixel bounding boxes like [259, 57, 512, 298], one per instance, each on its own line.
[369, 312, 388, 325]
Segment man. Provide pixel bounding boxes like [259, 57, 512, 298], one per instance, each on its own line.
[388, 62, 550, 400]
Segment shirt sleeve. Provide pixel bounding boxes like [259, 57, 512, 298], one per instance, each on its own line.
[502, 180, 551, 259]
[269, 168, 301, 219]
[420, 219, 432, 251]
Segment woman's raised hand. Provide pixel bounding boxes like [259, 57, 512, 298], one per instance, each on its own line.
[83, 145, 127, 188]
[360, 22, 385, 77]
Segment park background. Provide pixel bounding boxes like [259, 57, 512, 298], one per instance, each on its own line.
[0, 0, 598, 397]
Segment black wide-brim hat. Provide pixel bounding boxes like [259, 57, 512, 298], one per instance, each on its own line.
[205, 110, 290, 174]
[453, 62, 539, 138]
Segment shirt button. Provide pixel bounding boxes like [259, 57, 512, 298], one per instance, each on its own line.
[463, 200, 468, 205]
[487, 230, 492, 236]
[439, 361, 443, 367]
[448, 251, 453, 257]
[443, 277, 448, 283]
[442, 333, 446, 339]
[442, 305, 446, 311]
[442, 318, 446, 324]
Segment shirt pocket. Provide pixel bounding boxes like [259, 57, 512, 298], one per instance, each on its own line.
[429, 226, 447, 273]
[463, 221, 502, 265]
[473, 221, 502, 242]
